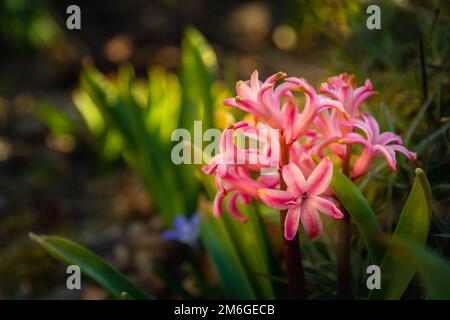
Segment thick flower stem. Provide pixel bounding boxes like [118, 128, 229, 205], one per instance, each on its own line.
[338, 144, 352, 300]
[280, 136, 306, 299]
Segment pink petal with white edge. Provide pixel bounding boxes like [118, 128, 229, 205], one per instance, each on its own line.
[373, 145, 397, 170]
[213, 192, 226, 218]
[377, 132, 402, 145]
[284, 206, 301, 241]
[282, 99, 297, 143]
[391, 144, 417, 160]
[227, 193, 248, 223]
[282, 163, 307, 196]
[309, 195, 343, 219]
[258, 188, 294, 210]
[300, 205, 323, 239]
[307, 158, 333, 195]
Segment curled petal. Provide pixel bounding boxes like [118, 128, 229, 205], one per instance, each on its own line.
[309, 195, 343, 219]
[362, 113, 380, 138]
[377, 132, 403, 145]
[340, 133, 371, 148]
[390, 144, 417, 161]
[307, 158, 333, 195]
[282, 99, 297, 143]
[300, 205, 323, 239]
[282, 163, 307, 196]
[258, 188, 294, 210]
[227, 193, 248, 223]
[373, 145, 397, 170]
[347, 118, 374, 141]
[318, 96, 348, 118]
[213, 191, 226, 218]
[284, 206, 301, 241]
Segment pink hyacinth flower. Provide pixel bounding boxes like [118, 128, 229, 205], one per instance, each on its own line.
[258, 158, 343, 240]
[320, 73, 377, 118]
[282, 77, 347, 144]
[211, 166, 279, 222]
[224, 72, 347, 144]
[202, 122, 280, 222]
[202, 121, 279, 175]
[341, 113, 417, 179]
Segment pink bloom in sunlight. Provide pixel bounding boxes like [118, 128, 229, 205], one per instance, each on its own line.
[202, 71, 417, 241]
[320, 73, 376, 118]
[258, 158, 343, 240]
[210, 166, 279, 222]
[202, 121, 280, 222]
[223, 71, 287, 128]
[224, 72, 348, 144]
[202, 121, 279, 175]
[341, 113, 417, 179]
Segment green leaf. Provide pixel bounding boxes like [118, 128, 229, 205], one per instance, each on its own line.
[330, 170, 385, 264]
[383, 237, 450, 299]
[369, 168, 432, 299]
[179, 26, 217, 132]
[36, 102, 76, 135]
[222, 204, 283, 299]
[30, 233, 151, 300]
[200, 214, 257, 299]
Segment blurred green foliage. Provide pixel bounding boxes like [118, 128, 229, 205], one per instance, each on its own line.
[0, 0, 62, 50]
[10, 0, 450, 299]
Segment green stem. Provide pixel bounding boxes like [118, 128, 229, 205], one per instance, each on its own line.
[280, 137, 306, 299]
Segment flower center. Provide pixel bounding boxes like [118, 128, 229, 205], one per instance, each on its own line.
[302, 192, 308, 200]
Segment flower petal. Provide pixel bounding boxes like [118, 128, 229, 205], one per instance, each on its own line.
[307, 157, 333, 195]
[373, 144, 397, 170]
[282, 163, 307, 196]
[282, 99, 297, 143]
[258, 188, 294, 210]
[173, 216, 188, 229]
[390, 144, 417, 160]
[300, 205, 323, 239]
[213, 191, 226, 218]
[352, 147, 373, 179]
[376, 131, 402, 145]
[161, 230, 179, 241]
[284, 206, 301, 241]
[309, 195, 343, 219]
[227, 192, 248, 223]
[362, 113, 380, 138]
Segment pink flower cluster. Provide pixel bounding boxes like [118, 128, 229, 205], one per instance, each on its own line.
[202, 72, 416, 240]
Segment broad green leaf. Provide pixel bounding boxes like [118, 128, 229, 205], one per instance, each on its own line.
[384, 237, 450, 299]
[200, 214, 256, 299]
[198, 172, 284, 299]
[30, 233, 151, 300]
[369, 168, 432, 299]
[179, 26, 217, 132]
[222, 204, 283, 299]
[331, 171, 384, 264]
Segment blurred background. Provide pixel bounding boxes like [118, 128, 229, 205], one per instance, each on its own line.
[0, 0, 448, 299]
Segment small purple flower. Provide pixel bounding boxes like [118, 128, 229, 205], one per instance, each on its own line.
[161, 213, 201, 247]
